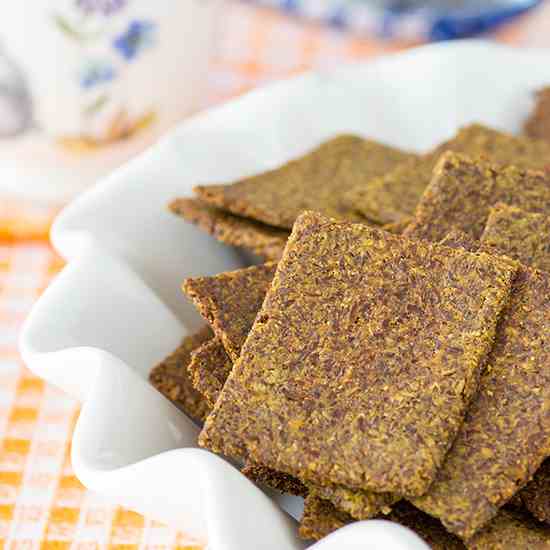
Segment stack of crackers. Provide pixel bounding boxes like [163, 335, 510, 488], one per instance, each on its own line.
[150, 93, 550, 548]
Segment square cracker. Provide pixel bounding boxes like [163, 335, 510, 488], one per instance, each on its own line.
[347, 124, 550, 225]
[184, 262, 395, 517]
[404, 152, 550, 243]
[413, 259, 550, 538]
[199, 212, 516, 496]
[514, 460, 550, 526]
[465, 509, 550, 550]
[170, 198, 289, 261]
[481, 203, 550, 273]
[183, 263, 277, 362]
[194, 135, 415, 229]
[149, 326, 213, 422]
[188, 338, 232, 407]
[525, 86, 550, 143]
[299, 496, 466, 549]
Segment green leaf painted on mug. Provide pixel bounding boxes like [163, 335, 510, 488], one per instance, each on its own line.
[84, 94, 110, 116]
[52, 14, 103, 42]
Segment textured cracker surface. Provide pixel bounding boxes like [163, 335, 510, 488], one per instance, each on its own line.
[382, 218, 411, 234]
[481, 203, 550, 273]
[242, 462, 308, 497]
[194, 135, 414, 229]
[413, 264, 550, 539]
[348, 124, 550, 224]
[300, 496, 466, 548]
[311, 484, 397, 521]
[170, 198, 288, 261]
[199, 212, 515, 496]
[515, 460, 550, 525]
[188, 339, 232, 407]
[149, 327, 213, 421]
[299, 495, 351, 541]
[438, 228, 478, 252]
[525, 87, 550, 143]
[466, 508, 550, 549]
[183, 263, 276, 362]
[404, 152, 550, 243]
[185, 262, 392, 517]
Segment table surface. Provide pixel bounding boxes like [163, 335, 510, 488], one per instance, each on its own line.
[2, 2, 550, 548]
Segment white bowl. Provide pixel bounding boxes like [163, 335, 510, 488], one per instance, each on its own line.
[20, 41, 550, 550]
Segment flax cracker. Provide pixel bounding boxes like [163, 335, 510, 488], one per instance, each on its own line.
[404, 152, 550, 243]
[382, 218, 412, 234]
[199, 212, 515, 496]
[465, 508, 550, 549]
[299, 496, 466, 549]
[169, 198, 289, 261]
[481, 203, 550, 273]
[183, 263, 277, 362]
[480, 203, 550, 527]
[525, 87, 550, 143]
[188, 339, 232, 407]
[413, 266, 550, 538]
[149, 326, 213, 422]
[514, 460, 550, 526]
[184, 263, 394, 516]
[194, 135, 414, 229]
[438, 228, 478, 252]
[241, 462, 308, 497]
[348, 124, 550, 225]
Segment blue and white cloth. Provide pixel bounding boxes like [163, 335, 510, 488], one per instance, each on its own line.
[246, 0, 542, 40]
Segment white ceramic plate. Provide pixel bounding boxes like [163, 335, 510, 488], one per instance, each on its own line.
[20, 41, 550, 550]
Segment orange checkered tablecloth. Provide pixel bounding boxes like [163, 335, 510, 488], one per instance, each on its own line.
[3, 2, 550, 549]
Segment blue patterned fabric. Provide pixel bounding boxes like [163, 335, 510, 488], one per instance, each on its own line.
[245, 0, 542, 39]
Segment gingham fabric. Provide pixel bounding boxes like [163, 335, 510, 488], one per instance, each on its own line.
[3, 2, 550, 548]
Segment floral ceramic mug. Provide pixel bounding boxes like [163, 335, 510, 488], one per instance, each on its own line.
[0, 0, 221, 150]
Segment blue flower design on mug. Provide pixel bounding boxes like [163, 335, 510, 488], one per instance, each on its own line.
[76, 0, 128, 16]
[114, 20, 156, 61]
[79, 60, 116, 89]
